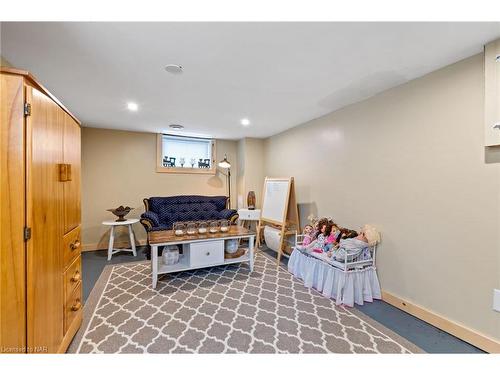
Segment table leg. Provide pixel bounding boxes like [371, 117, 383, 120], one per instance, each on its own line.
[249, 235, 254, 272]
[256, 224, 262, 248]
[151, 244, 158, 288]
[107, 226, 115, 261]
[128, 224, 137, 256]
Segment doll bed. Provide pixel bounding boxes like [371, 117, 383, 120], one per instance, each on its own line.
[287, 234, 381, 307]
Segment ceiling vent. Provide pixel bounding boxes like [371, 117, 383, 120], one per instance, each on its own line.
[169, 124, 184, 130]
[165, 64, 183, 74]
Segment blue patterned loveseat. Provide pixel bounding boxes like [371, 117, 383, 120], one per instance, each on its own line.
[140, 195, 239, 258]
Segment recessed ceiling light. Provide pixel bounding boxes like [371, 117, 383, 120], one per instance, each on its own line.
[127, 102, 138, 111]
[169, 124, 184, 130]
[240, 118, 251, 126]
[165, 64, 183, 74]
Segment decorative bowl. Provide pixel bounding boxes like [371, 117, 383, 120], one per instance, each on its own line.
[107, 206, 133, 222]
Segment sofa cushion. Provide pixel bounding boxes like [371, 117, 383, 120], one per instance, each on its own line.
[169, 210, 220, 223]
[158, 210, 173, 225]
[149, 196, 227, 214]
[143, 195, 235, 230]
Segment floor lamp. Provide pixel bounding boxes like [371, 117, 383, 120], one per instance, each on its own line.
[218, 154, 231, 209]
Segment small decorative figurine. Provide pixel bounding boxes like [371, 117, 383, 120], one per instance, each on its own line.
[163, 156, 176, 167]
[107, 206, 133, 222]
[190, 158, 196, 168]
[198, 158, 211, 168]
[179, 157, 185, 167]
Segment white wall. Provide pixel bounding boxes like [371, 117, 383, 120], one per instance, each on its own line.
[265, 54, 500, 341]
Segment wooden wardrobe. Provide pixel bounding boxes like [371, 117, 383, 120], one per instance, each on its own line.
[1, 67, 82, 353]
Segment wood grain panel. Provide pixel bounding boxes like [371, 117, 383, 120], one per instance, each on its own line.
[26, 86, 64, 353]
[63, 225, 81, 268]
[63, 256, 81, 304]
[0, 73, 26, 352]
[63, 114, 81, 233]
[63, 282, 82, 334]
[149, 225, 254, 244]
[0, 67, 81, 126]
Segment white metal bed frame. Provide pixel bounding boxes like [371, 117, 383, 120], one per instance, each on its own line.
[294, 233, 377, 272]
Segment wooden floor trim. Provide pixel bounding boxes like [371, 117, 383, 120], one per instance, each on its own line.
[382, 291, 500, 353]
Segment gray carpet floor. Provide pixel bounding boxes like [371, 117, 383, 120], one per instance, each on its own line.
[81, 246, 484, 353]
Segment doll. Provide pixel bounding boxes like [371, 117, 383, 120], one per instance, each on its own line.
[313, 217, 330, 239]
[301, 224, 315, 246]
[323, 223, 340, 252]
[327, 224, 380, 262]
[300, 220, 332, 253]
[338, 227, 358, 240]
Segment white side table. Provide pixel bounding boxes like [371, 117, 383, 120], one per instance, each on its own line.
[238, 208, 261, 228]
[102, 218, 139, 260]
[238, 209, 261, 247]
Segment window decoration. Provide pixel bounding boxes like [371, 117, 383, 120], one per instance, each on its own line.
[156, 134, 216, 174]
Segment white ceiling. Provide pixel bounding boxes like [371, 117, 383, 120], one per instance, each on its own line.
[1, 22, 500, 139]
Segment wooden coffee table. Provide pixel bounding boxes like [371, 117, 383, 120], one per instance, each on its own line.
[148, 226, 256, 288]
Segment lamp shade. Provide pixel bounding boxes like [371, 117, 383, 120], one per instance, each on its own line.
[218, 154, 231, 169]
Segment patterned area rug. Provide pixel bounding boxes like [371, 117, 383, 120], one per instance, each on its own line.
[69, 251, 423, 353]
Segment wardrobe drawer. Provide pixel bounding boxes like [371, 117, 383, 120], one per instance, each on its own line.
[63, 225, 81, 266]
[64, 256, 81, 300]
[64, 281, 82, 334]
[188, 240, 224, 268]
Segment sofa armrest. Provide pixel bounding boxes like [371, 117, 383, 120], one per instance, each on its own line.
[140, 211, 160, 231]
[220, 209, 239, 224]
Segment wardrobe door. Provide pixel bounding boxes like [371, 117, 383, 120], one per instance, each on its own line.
[0, 73, 26, 352]
[63, 113, 81, 234]
[26, 86, 64, 353]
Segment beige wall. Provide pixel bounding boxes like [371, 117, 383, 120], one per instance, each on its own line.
[81, 128, 238, 249]
[236, 138, 266, 209]
[0, 55, 12, 67]
[265, 54, 500, 341]
[236, 139, 246, 208]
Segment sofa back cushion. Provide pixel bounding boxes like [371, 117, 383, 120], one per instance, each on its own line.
[148, 195, 228, 225]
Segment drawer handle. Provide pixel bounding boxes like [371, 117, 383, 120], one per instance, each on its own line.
[206, 251, 210, 256]
[71, 300, 82, 311]
[70, 240, 81, 251]
[71, 271, 81, 283]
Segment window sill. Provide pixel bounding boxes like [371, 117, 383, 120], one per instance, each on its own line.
[156, 166, 216, 175]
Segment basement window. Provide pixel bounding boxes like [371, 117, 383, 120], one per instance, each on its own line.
[156, 134, 216, 174]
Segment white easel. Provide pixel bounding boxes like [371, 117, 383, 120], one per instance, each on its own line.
[256, 177, 300, 265]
